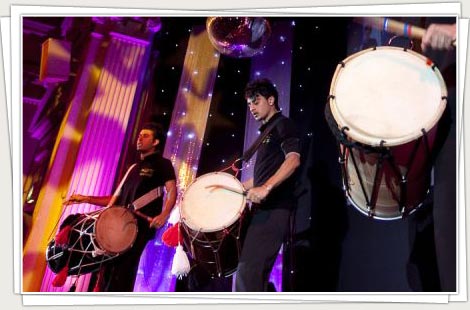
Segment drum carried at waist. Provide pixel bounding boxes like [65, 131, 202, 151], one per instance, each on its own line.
[326, 46, 447, 220]
[179, 172, 249, 277]
[46, 206, 138, 276]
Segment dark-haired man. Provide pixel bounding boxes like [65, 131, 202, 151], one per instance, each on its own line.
[235, 78, 301, 291]
[65, 122, 177, 291]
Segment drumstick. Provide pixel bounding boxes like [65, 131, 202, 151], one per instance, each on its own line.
[205, 185, 247, 196]
[132, 210, 153, 223]
[355, 17, 456, 47]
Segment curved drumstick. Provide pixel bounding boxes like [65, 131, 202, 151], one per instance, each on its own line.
[355, 17, 456, 46]
[205, 184, 247, 196]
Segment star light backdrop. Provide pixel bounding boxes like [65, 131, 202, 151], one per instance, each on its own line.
[22, 16, 455, 293]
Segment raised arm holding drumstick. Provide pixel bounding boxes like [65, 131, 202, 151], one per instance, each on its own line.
[357, 17, 456, 51]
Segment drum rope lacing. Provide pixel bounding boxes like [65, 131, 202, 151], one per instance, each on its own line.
[180, 207, 247, 277]
[69, 214, 118, 271]
[218, 158, 243, 178]
[325, 101, 435, 218]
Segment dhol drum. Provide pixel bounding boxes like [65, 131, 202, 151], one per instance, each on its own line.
[180, 172, 248, 277]
[326, 46, 447, 220]
[46, 207, 138, 276]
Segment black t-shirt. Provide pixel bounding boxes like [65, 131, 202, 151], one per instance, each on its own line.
[254, 112, 301, 209]
[115, 152, 176, 233]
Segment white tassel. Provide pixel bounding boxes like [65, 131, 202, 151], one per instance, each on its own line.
[167, 206, 180, 225]
[171, 244, 190, 279]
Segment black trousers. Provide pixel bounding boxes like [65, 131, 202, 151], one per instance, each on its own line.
[432, 98, 457, 292]
[235, 207, 291, 291]
[100, 230, 153, 292]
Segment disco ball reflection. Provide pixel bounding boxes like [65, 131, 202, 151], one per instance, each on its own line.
[206, 17, 272, 58]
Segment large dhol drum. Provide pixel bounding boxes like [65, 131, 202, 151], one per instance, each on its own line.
[46, 207, 138, 276]
[326, 46, 447, 220]
[180, 172, 248, 277]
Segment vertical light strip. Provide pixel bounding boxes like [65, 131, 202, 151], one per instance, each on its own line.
[133, 26, 220, 292]
[39, 32, 150, 292]
[240, 20, 294, 292]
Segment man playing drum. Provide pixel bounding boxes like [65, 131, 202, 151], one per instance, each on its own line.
[419, 21, 457, 292]
[64, 122, 177, 292]
[235, 78, 301, 291]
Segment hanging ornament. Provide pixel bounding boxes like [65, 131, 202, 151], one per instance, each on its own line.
[206, 17, 272, 58]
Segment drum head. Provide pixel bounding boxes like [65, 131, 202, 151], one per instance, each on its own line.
[181, 172, 246, 232]
[95, 207, 138, 254]
[330, 46, 447, 146]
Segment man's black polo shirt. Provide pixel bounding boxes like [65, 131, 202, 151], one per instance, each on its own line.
[253, 112, 301, 209]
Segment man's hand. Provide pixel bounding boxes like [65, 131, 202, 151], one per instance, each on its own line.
[150, 213, 169, 229]
[246, 185, 271, 204]
[63, 194, 88, 205]
[421, 23, 456, 51]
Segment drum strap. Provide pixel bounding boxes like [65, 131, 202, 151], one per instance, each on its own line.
[107, 164, 137, 207]
[107, 163, 165, 211]
[240, 116, 283, 162]
[132, 187, 164, 211]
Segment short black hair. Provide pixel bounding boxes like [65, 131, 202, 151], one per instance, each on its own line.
[244, 78, 279, 110]
[141, 122, 164, 142]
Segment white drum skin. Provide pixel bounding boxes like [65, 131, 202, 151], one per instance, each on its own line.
[181, 172, 246, 232]
[330, 46, 447, 147]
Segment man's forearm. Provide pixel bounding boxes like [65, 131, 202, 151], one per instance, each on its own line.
[263, 153, 300, 189]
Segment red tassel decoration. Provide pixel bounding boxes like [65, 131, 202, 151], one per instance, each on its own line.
[52, 266, 69, 287]
[162, 222, 181, 247]
[55, 225, 72, 246]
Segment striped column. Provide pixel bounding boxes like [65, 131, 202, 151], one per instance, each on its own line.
[22, 32, 105, 292]
[36, 32, 151, 292]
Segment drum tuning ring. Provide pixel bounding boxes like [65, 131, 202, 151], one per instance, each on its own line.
[387, 35, 414, 50]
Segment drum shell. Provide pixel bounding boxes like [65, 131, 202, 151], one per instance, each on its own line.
[181, 209, 250, 277]
[343, 124, 437, 219]
[46, 207, 138, 276]
[46, 213, 105, 276]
